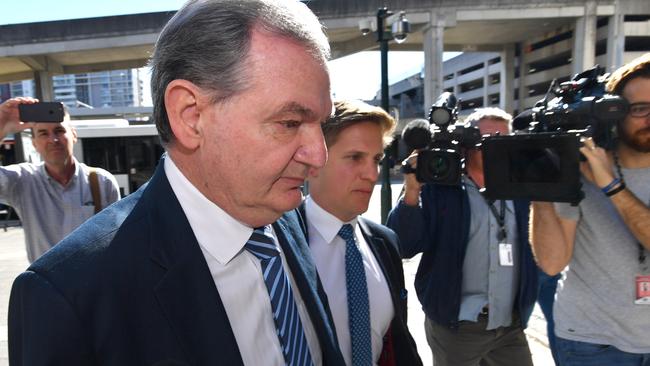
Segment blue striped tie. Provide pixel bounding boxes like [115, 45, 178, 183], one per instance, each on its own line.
[338, 224, 372, 366]
[245, 226, 314, 366]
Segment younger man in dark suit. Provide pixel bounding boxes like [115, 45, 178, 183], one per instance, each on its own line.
[303, 100, 422, 366]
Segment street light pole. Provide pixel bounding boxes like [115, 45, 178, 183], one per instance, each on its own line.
[377, 7, 392, 224]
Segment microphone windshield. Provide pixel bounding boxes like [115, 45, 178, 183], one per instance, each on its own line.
[512, 109, 535, 131]
[402, 119, 432, 150]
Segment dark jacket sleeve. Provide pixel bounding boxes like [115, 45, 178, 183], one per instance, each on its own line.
[362, 220, 422, 366]
[365, 223, 410, 321]
[386, 188, 436, 259]
[383, 233, 423, 366]
[9, 271, 94, 365]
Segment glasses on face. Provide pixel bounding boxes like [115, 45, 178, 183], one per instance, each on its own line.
[628, 102, 650, 118]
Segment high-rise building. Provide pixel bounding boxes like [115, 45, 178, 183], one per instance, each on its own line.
[0, 84, 10, 101]
[53, 69, 143, 108]
[1, 69, 143, 108]
[6, 80, 34, 100]
[377, 14, 650, 121]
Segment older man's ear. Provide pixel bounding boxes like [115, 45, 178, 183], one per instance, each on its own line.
[164, 79, 205, 151]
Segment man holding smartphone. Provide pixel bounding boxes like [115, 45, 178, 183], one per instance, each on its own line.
[0, 97, 120, 263]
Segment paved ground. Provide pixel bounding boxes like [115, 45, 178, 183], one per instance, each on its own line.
[0, 182, 555, 365]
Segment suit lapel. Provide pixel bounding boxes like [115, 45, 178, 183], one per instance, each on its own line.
[275, 211, 345, 365]
[358, 219, 422, 366]
[358, 218, 397, 297]
[145, 164, 243, 366]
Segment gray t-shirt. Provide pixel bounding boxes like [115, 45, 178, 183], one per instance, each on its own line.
[0, 159, 120, 263]
[554, 166, 650, 354]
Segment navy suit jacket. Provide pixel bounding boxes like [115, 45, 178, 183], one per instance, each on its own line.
[387, 182, 538, 329]
[8, 162, 345, 366]
[298, 205, 422, 366]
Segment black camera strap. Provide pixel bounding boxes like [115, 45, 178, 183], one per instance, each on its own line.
[467, 175, 508, 242]
[640, 196, 649, 268]
[486, 199, 507, 242]
[639, 243, 647, 268]
[635, 195, 649, 270]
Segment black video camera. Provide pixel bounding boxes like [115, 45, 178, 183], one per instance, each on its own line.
[401, 92, 481, 185]
[515, 65, 628, 148]
[482, 66, 628, 204]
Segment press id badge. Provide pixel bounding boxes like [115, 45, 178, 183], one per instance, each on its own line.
[635, 274, 650, 305]
[499, 243, 514, 267]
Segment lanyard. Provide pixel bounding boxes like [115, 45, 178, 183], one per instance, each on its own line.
[638, 197, 649, 269]
[486, 199, 507, 242]
[467, 175, 508, 242]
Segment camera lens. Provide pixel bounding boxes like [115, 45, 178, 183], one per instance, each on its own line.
[428, 155, 450, 178]
[416, 149, 462, 185]
[430, 108, 451, 126]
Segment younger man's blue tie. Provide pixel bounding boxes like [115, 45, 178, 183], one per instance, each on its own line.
[338, 224, 372, 366]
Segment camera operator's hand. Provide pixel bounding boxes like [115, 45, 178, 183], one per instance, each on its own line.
[0, 97, 38, 140]
[579, 137, 616, 188]
[580, 140, 650, 250]
[401, 151, 422, 206]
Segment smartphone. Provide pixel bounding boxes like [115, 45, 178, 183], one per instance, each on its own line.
[18, 102, 65, 123]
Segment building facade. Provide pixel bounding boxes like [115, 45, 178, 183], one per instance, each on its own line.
[2, 69, 143, 108]
[378, 13, 650, 122]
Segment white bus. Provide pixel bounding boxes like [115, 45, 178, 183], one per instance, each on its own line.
[71, 120, 163, 196]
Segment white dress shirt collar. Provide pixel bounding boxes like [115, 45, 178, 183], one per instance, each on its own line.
[163, 156, 322, 366]
[164, 156, 252, 265]
[305, 196, 358, 244]
[305, 195, 393, 366]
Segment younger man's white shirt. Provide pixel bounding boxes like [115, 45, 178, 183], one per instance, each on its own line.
[305, 196, 394, 366]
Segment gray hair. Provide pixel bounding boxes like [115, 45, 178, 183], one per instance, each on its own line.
[463, 107, 513, 132]
[149, 0, 330, 144]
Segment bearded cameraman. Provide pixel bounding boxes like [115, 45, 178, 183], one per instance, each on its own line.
[531, 53, 650, 366]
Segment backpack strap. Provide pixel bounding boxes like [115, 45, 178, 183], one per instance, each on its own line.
[88, 168, 102, 214]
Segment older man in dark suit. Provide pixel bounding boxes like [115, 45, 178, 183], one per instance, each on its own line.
[301, 100, 422, 366]
[8, 1, 344, 365]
